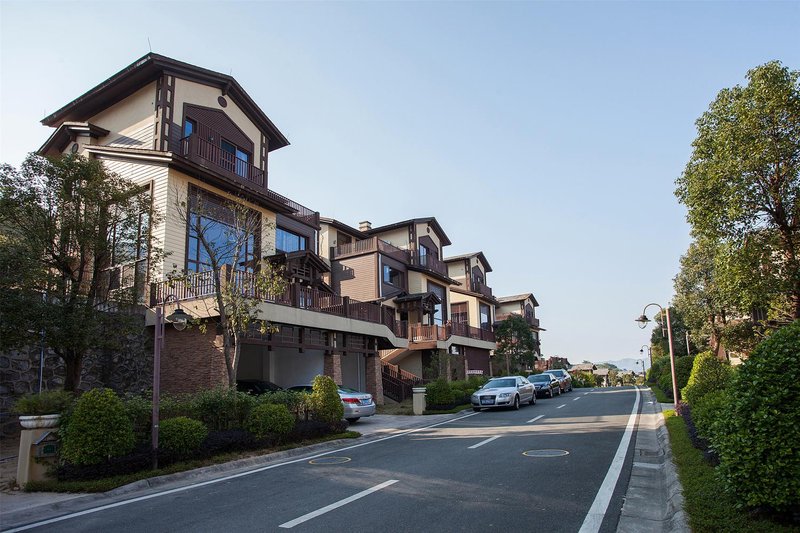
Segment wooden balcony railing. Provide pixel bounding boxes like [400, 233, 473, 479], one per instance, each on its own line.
[472, 280, 493, 299]
[180, 135, 265, 187]
[333, 237, 411, 264]
[450, 322, 496, 342]
[409, 251, 448, 277]
[149, 268, 402, 337]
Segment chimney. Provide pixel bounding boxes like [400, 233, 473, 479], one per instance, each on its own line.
[359, 220, 372, 232]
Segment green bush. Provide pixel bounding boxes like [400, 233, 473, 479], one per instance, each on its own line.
[655, 355, 695, 399]
[257, 390, 310, 420]
[714, 320, 800, 512]
[159, 417, 208, 454]
[681, 351, 732, 406]
[572, 372, 597, 388]
[647, 355, 671, 384]
[426, 379, 455, 406]
[60, 388, 135, 466]
[122, 394, 152, 444]
[691, 389, 729, 443]
[246, 403, 295, 438]
[192, 387, 256, 431]
[309, 375, 343, 424]
[13, 390, 74, 415]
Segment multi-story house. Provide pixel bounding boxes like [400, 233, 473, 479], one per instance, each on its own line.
[495, 293, 544, 358]
[444, 252, 497, 376]
[36, 53, 406, 401]
[320, 218, 497, 393]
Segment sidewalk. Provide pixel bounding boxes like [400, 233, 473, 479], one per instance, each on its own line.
[1, 394, 687, 532]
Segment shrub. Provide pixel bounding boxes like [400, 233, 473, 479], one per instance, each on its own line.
[691, 389, 729, 445]
[714, 320, 800, 512]
[159, 417, 208, 455]
[656, 355, 696, 399]
[647, 355, 670, 384]
[60, 388, 135, 466]
[122, 394, 152, 444]
[256, 390, 309, 420]
[308, 375, 343, 424]
[13, 390, 74, 415]
[681, 351, 732, 406]
[426, 379, 455, 407]
[572, 372, 596, 388]
[246, 403, 295, 438]
[192, 387, 256, 431]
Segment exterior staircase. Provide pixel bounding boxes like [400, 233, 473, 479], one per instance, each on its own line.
[381, 361, 423, 402]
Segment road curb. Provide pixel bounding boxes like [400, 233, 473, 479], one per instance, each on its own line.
[617, 389, 689, 533]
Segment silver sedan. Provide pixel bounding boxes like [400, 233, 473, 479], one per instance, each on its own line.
[471, 376, 536, 411]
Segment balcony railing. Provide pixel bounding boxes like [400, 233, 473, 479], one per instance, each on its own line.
[409, 251, 448, 277]
[472, 280, 493, 299]
[149, 268, 402, 337]
[450, 322, 496, 342]
[180, 135, 265, 188]
[406, 322, 495, 343]
[333, 237, 411, 264]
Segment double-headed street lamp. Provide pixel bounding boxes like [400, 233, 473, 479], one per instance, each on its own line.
[152, 295, 191, 469]
[636, 303, 679, 409]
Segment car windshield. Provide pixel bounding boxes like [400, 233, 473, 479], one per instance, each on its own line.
[484, 378, 516, 388]
[529, 375, 552, 382]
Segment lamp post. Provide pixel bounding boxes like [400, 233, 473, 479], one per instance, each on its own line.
[152, 296, 190, 469]
[639, 344, 652, 366]
[636, 303, 678, 409]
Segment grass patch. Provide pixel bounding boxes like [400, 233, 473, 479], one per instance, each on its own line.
[664, 411, 796, 532]
[24, 431, 360, 493]
[650, 383, 671, 403]
[376, 399, 414, 415]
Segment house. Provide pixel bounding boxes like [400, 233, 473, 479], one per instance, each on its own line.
[495, 293, 545, 357]
[534, 356, 571, 373]
[37, 53, 406, 401]
[321, 218, 497, 388]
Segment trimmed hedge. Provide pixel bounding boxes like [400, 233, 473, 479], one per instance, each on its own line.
[681, 351, 732, 406]
[246, 403, 295, 438]
[159, 417, 208, 455]
[61, 388, 135, 466]
[715, 320, 800, 512]
[309, 375, 343, 424]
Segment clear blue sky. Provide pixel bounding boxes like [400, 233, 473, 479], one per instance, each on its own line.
[2, 1, 798, 364]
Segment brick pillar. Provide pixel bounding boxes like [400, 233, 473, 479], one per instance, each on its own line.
[162, 327, 227, 394]
[365, 354, 384, 405]
[324, 353, 342, 385]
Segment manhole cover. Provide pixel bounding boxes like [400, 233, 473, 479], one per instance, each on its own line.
[523, 449, 570, 458]
[308, 456, 351, 465]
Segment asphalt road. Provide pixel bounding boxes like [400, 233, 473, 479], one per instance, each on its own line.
[12, 386, 641, 533]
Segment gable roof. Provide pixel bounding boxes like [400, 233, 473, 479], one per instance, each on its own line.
[366, 217, 452, 247]
[319, 217, 368, 240]
[496, 293, 540, 307]
[41, 53, 289, 151]
[444, 251, 493, 273]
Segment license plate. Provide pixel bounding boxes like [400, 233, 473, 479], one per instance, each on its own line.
[480, 397, 494, 405]
[360, 399, 371, 405]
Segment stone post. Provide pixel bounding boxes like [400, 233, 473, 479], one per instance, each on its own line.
[412, 387, 426, 415]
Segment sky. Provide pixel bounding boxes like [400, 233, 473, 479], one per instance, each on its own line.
[1, 1, 798, 365]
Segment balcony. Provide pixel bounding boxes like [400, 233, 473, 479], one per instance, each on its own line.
[408, 251, 448, 277]
[471, 280, 493, 299]
[150, 268, 403, 337]
[333, 237, 411, 264]
[407, 322, 495, 343]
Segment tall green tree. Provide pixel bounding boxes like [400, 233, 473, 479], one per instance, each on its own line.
[675, 61, 800, 318]
[0, 154, 157, 390]
[494, 314, 537, 375]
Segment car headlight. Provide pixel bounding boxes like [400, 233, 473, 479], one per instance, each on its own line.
[498, 392, 511, 398]
[471, 394, 478, 401]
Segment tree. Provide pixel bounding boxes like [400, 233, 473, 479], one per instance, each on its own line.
[648, 307, 695, 359]
[494, 315, 537, 375]
[0, 154, 157, 390]
[172, 187, 286, 388]
[675, 61, 800, 318]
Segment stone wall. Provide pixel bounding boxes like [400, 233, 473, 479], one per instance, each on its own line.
[0, 331, 152, 440]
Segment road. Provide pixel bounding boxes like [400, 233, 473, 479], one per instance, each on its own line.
[9, 386, 641, 533]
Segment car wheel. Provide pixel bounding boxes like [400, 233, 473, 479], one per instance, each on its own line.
[346, 418, 359, 423]
[513, 396, 520, 410]
[529, 393, 536, 405]
[548, 388, 553, 398]
[473, 407, 481, 412]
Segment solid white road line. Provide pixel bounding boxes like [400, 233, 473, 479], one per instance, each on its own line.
[4, 412, 480, 533]
[279, 479, 399, 528]
[468, 436, 500, 449]
[556, 404, 566, 409]
[578, 387, 641, 533]
[527, 414, 545, 424]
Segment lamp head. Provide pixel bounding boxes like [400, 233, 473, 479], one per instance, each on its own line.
[166, 308, 191, 331]
[635, 314, 650, 329]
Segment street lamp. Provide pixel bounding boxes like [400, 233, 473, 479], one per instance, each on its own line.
[636, 303, 679, 409]
[152, 296, 191, 469]
[639, 344, 652, 366]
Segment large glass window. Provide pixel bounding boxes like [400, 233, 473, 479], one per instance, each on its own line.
[427, 281, 446, 325]
[479, 303, 491, 331]
[276, 227, 308, 253]
[186, 188, 259, 273]
[220, 138, 251, 178]
[383, 264, 403, 287]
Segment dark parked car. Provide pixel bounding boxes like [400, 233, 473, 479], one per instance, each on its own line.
[236, 379, 283, 395]
[546, 369, 573, 392]
[527, 373, 561, 398]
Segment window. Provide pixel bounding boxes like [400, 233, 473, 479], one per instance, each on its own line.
[418, 244, 429, 266]
[108, 194, 151, 294]
[183, 119, 196, 138]
[383, 265, 403, 287]
[451, 302, 468, 325]
[427, 281, 446, 325]
[186, 188, 259, 273]
[276, 227, 308, 253]
[480, 303, 491, 331]
[220, 138, 251, 178]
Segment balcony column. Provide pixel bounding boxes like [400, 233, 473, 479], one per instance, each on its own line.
[324, 352, 342, 385]
[365, 351, 384, 405]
